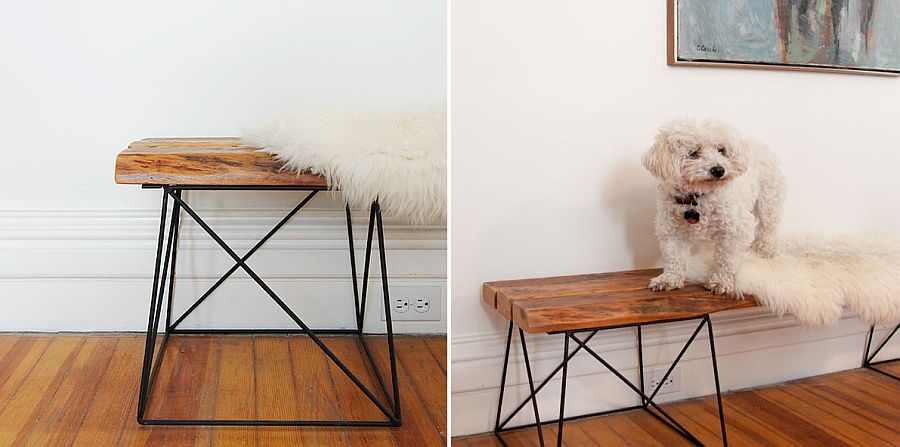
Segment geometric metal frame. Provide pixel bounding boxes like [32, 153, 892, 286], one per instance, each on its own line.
[136, 185, 401, 427]
[494, 315, 727, 446]
[863, 324, 900, 381]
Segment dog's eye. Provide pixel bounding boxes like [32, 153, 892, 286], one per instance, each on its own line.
[717, 145, 727, 156]
[688, 149, 700, 159]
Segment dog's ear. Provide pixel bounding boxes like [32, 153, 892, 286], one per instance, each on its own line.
[642, 136, 676, 182]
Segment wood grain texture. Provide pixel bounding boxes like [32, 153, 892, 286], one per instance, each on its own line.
[115, 137, 329, 186]
[327, 336, 400, 446]
[0, 334, 445, 447]
[21, 337, 118, 447]
[0, 337, 84, 446]
[453, 367, 900, 446]
[71, 337, 144, 447]
[483, 269, 757, 333]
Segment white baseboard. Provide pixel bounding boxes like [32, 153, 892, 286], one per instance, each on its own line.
[0, 204, 446, 333]
[450, 308, 898, 437]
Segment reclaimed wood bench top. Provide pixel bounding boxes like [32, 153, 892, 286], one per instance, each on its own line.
[115, 137, 328, 187]
[483, 268, 758, 333]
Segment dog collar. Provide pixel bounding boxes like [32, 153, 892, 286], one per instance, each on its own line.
[673, 193, 702, 207]
[673, 192, 703, 224]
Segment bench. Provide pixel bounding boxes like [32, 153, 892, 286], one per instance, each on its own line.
[116, 138, 401, 428]
[116, 137, 329, 186]
[484, 269, 758, 447]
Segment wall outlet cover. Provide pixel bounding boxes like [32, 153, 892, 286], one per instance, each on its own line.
[380, 285, 441, 321]
[646, 367, 681, 395]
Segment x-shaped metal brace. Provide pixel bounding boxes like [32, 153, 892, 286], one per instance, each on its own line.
[494, 315, 728, 447]
[137, 185, 401, 427]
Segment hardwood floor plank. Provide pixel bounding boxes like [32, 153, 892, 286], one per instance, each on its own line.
[452, 434, 503, 447]
[813, 373, 900, 423]
[22, 336, 118, 447]
[325, 336, 399, 446]
[624, 411, 690, 446]
[563, 423, 632, 447]
[117, 337, 169, 447]
[369, 336, 445, 447]
[71, 337, 145, 447]
[787, 383, 898, 445]
[846, 370, 900, 405]
[425, 336, 447, 373]
[255, 336, 304, 446]
[115, 384, 152, 446]
[544, 421, 605, 447]
[141, 335, 192, 446]
[762, 385, 878, 446]
[287, 336, 349, 446]
[668, 397, 784, 446]
[0, 337, 52, 412]
[0, 336, 19, 364]
[879, 359, 899, 375]
[163, 336, 217, 446]
[798, 378, 900, 434]
[727, 392, 851, 446]
[495, 429, 541, 447]
[210, 337, 256, 446]
[0, 336, 85, 446]
[661, 400, 723, 442]
[396, 337, 447, 442]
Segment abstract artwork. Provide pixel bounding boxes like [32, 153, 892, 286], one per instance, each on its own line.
[668, 0, 900, 75]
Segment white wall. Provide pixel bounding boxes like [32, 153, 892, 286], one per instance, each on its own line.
[0, 1, 447, 333]
[451, 0, 900, 436]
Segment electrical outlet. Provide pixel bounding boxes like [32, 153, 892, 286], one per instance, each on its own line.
[380, 285, 441, 321]
[393, 297, 410, 313]
[646, 367, 681, 395]
[414, 297, 430, 313]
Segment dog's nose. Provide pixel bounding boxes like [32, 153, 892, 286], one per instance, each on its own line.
[709, 166, 725, 179]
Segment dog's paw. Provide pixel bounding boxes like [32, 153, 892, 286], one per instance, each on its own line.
[706, 273, 735, 295]
[649, 273, 684, 291]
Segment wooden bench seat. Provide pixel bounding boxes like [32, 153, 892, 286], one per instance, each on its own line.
[115, 137, 328, 187]
[483, 268, 757, 333]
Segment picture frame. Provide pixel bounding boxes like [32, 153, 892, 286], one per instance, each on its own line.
[667, 0, 900, 77]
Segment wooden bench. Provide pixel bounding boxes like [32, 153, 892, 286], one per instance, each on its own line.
[483, 269, 757, 333]
[485, 268, 757, 447]
[116, 138, 401, 428]
[115, 137, 328, 186]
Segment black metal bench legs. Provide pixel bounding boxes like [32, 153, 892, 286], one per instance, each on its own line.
[863, 323, 899, 381]
[494, 316, 728, 446]
[137, 185, 401, 427]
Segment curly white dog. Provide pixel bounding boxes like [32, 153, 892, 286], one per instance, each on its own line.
[643, 118, 785, 295]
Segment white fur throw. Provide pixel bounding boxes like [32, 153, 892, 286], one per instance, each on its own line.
[243, 107, 446, 225]
[685, 235, 900, 327]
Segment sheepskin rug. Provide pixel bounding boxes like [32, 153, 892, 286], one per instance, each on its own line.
[685, 235, 900, 327]
[243, 106, 446, 225]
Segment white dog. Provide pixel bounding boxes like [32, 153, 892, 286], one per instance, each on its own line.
[642, 118, 784, 295]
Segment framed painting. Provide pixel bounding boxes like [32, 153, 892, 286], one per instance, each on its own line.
[667, 0, 900, 76]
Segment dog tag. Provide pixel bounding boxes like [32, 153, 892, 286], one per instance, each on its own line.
[684, 209, 700, 224]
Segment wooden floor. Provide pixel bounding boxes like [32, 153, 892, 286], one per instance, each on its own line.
[454, 362, 900, 447]
[0, 334, 446, 446]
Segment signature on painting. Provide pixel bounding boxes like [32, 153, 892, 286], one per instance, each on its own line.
[696, 44, 719, 54]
